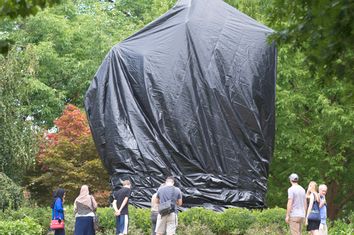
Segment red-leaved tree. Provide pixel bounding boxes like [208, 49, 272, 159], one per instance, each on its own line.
[29, 104, 111, 205]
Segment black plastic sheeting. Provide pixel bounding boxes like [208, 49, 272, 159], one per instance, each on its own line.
[85, 0, 276, 210]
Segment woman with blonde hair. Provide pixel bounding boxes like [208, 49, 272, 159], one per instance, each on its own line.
[306, 181, 321, 234]
[74, 185, 98, 235]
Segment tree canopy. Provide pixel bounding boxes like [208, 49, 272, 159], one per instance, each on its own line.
[0, 0, 60, 18]
[269, 0, 354, 83]
[0, 49, 37, 183]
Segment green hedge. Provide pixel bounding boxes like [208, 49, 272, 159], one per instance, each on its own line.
[0, 172, 23, 211]
[0, 217, 42, 234]
[0, 206, 352, 235]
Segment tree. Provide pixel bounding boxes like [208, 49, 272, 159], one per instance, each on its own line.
[226, 0, 353, 219]
[116, 0, 176, 23]
[0, 0, 61, 54]
[0, 0, 60, 18]
[29, 104, 110, 204]
[0, 172, 23, 211]
[0, 49, 37, 183]
[266, 46, 353, 220]
[1, 0, 144, 125]
[264, 0, 354, 219]
[269, 0, 354, 83]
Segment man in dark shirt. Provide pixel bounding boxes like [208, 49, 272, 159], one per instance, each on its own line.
[155, 176, 182, 235]
[113, 180, 131, 235]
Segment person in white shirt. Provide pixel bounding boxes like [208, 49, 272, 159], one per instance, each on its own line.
[286, 173, 307, 235]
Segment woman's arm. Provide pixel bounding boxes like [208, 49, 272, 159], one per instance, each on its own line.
[306, 193, 314, 218]
[53, 198, 64, 219]
[55, 199, 64, 213]
[315, 192, 320, 203]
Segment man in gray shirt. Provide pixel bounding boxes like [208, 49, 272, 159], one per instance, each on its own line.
[155, 176, 182, 235]
[286, 173, 307, 235]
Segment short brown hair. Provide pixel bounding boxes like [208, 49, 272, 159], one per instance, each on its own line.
[122, 180, 131, 186]
[166, 176, 175, 183]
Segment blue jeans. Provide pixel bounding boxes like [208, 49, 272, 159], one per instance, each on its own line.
[116, 215, 128, 234]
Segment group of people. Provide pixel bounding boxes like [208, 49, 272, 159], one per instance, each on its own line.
[50, 185, 98, 235]
[111, 176, 182, 235]
[286, 173, 328, 235]
[52, 173, 328, 235]
[50, 176, 183, 235]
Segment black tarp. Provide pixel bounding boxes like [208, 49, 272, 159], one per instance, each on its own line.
[85, 0, 276, 209]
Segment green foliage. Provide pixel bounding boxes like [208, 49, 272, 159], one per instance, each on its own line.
[330, 219, 354, 235]
[0, 50, 38, 182]
[178, 221, 214, 235]
[220, 208, 256, 234]
[250, 207, 288, 234]
[128, 207, 151, 234]
[5, 0, 142, 115]
[0, 0, 61, 54]
[330, 211, 354, 234]
[1, 0, 144, 127]
[269, 0, 354, 82]
[0, 173, 24, 211]
[225, 0, 271, 23]
[0, 206, 352, 235]
[267, 45, 354, 219]
[0, 0, 60, 19]
[224, 0, 354, 220]
[116, 0, 176, 23]
[252, 207, 287, 229]
[0, 217, 42, 235]
[178, 207, 219, 229]
[0, 205, 75, 235]
[0, 45, 65, 127]
[245, 223, 289, 235]
[95, 207, 115, 233]
[0, 206, 50, 232]
[62, 205, 76, 234]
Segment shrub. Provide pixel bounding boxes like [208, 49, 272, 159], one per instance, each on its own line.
[96, 207, 116, 233]
[2, 205, 352, 235]
[178, 221, 214, 235]
[252, 207, 287, 232]
[129, 206, 151, 234]
[0, 172, 23, 211]
[0, 217, 42, 234]
[62, 205, 76, 234]
[329, 216, 354, 235]
[245, 223, 290, 235]
[220, 208, 256, 234]
[179, 207, 218, 225]
[0, 206, 51, 233]
[0, 205, 75, 234]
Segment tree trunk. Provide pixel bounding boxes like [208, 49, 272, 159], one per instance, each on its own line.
[327, 180, 340, 220]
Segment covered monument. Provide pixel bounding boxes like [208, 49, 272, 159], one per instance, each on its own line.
[85, 0, 276, 209]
